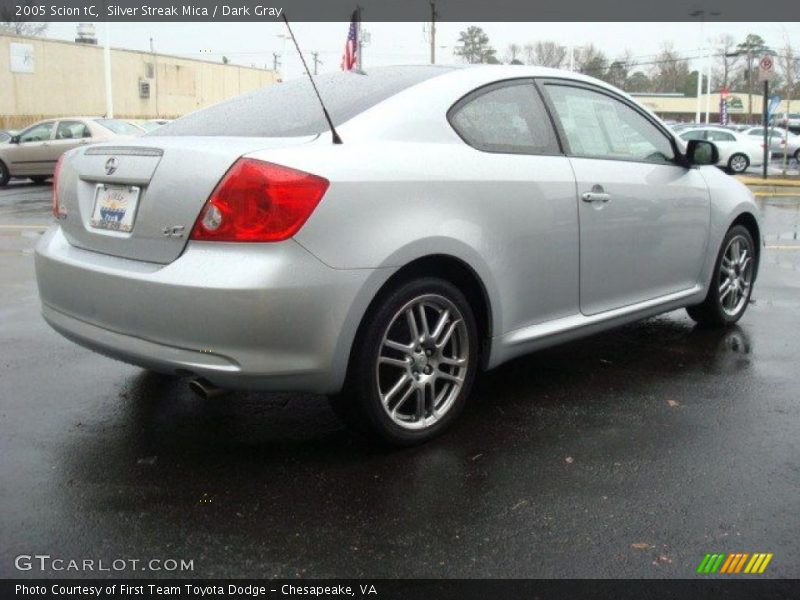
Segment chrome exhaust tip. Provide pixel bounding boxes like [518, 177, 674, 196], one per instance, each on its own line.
[189, 377, 224, 400]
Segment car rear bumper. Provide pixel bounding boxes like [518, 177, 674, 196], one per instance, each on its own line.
[35, 227, 388, 393]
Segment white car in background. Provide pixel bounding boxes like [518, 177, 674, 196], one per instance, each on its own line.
[678, 126, 766, 174]
[743, 126, 800, 161]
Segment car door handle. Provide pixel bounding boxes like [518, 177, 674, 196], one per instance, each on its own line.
[581, 191, 611, 203]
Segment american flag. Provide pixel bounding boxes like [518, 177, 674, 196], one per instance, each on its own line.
[341, 10, 359, 71]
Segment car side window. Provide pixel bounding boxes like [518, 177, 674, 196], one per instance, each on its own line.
[19, 122, 55, 143]
[749, 128, 764, 136]
[706, 130, 735, 142]
[680, 130, 707, 141]
[449, 81, 559, 154]
[56, 121, 91, 140]
[545, 84, 675, 164]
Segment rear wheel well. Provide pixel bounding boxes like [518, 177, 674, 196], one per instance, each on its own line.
[352, 255, 493, 371]
[731, 212, 761, 278]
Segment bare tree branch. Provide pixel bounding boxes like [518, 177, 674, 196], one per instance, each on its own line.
[0, 1, 49, 37]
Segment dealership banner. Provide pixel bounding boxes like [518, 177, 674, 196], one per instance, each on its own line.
[3, 579, 800, 599]
[1, 0, 798, 21]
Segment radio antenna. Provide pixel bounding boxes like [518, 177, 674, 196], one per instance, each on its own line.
[281, 14, 343, 144]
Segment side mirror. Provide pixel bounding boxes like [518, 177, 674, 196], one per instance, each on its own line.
[685, 139, 719, 166]
[10, 135, 20, 144]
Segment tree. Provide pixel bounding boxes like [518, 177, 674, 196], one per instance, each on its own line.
[506, 43, 522, 64]
[606, 60, 628, 88]
[778, 41, 799, 99]
[0, 1, 48, 36]
[735, 34, 773, 122]
[574, 44, 608, 79]
[606, 52, 633, 88]
[527, 40, 567, 68]
[453, 26, 497, 64]
[778, 40, 798, 174]
[649, 43, 692, 94]
[713, 34, 741, 91]
[625, 71, 652, 93]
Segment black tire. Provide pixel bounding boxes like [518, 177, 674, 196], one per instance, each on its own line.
[30, 176, 48, 185]
[329, 277, 479, 446]
[687, 225, 756, 327]
[794, 148, 800, 162]
[0, 161, 9, 187]
[727, 153, 749, 174]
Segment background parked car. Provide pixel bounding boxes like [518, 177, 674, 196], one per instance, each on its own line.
[96, 119, 147, 136]
[0, 118, 143, 186]
[678, 126, 766, 173]
[743, 126, 800, 160]
[773, 112, 800, 133]
[134, 119, 173, 133]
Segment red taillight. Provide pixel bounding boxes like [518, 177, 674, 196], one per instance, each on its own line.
[189, 158, 329, 242]
[51, 154, 66, 219]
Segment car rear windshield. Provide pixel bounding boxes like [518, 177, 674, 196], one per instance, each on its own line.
[151, 66, 455, 138]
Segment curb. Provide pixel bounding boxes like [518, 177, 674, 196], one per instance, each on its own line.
[734, 176, 800, 196]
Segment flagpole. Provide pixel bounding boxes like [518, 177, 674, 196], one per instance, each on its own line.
[357, 5, 363, 70]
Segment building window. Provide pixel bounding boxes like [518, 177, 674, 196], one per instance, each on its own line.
[139, 80, 151, 99]
[145, 62, 154, 79]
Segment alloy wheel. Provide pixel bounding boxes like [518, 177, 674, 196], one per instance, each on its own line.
[376, 294, 469, 430]
[729, 154, 748, 173]
[718, 234, 753, 317]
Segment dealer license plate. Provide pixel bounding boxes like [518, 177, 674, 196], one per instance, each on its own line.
[90, 184, 140, 233]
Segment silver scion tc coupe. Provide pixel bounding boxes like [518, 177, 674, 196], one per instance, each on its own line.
[35, 66, 761, 445]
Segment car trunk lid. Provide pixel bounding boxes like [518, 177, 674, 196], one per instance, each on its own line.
[57, 136, 317, 264]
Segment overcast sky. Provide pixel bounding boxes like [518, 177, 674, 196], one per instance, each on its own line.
[44, 21, 800, 80]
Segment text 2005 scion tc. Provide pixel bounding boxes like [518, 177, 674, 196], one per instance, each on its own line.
[35, 66, 761, 445]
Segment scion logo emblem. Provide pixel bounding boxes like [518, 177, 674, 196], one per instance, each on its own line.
[104, 157, 119, 175]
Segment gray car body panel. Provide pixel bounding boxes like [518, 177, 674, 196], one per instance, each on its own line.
[35, 66, 761, 392]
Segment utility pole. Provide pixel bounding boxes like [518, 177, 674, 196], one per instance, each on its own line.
[705, 49, 711, 123]
[429, 1, 437, 65]
[311, 51, 322, 75]
[747, 48, 754, 123]
[150, 36, 159, 118]
[763, 77, 769, 179]
[103, 22, 113, 118]
[692, 12, 705, 123]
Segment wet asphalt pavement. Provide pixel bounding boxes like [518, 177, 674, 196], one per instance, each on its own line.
[1, 180, 799, 579]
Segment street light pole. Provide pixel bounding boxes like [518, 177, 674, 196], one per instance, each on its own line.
[690, 10, 705, 123]
[429, 1, 436, 65]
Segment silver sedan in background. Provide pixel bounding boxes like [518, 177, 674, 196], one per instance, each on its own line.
[743, 126, 800, 161]
[35, 66, 760, 445]
[0, 118, 143, 186]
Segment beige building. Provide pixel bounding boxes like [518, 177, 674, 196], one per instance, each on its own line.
[632, 92, 795, 123]
[0, 33, 280, 130]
